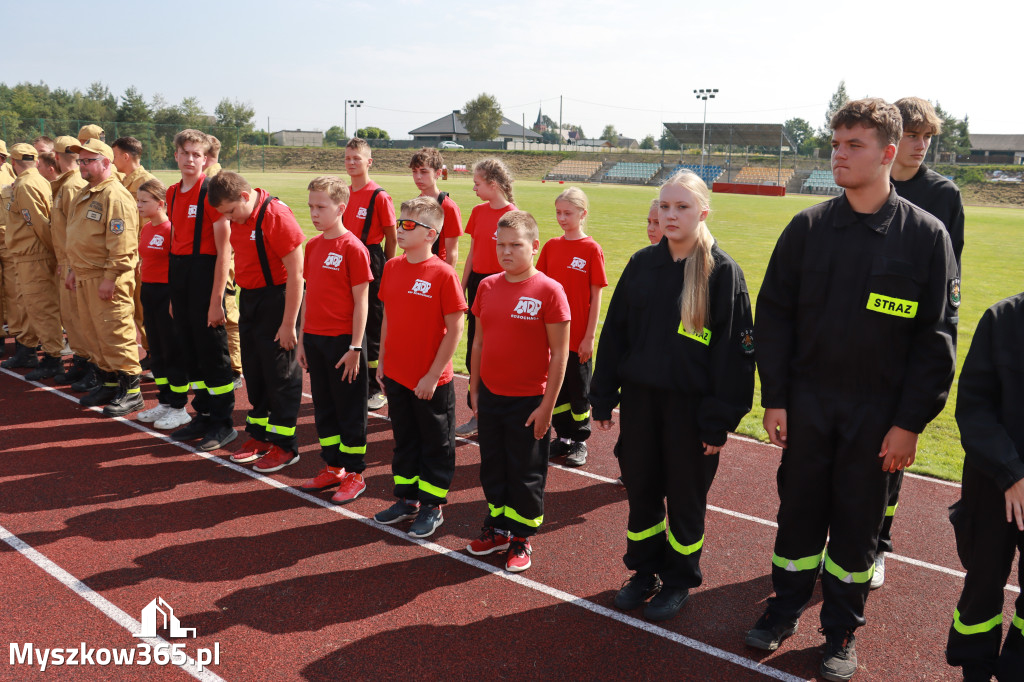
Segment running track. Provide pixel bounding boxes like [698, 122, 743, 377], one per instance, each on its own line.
[0, 348, 1018, 680]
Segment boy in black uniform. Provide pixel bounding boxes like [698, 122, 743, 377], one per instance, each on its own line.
[945, 292, 1024, 682]
[874, 96, 967, 588]
[745, 99, 959, 682]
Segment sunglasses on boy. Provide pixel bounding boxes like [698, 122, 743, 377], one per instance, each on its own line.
[396, 218, 434, 231]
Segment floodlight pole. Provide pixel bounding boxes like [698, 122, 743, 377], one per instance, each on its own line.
[694, 88, 718, 177]
[346, 99, 364, 138]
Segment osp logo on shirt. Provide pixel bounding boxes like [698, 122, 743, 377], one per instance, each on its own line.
[323, 252, 343, 270]
[249, 230, 257, 240]
[147, 234, 165, 248]
[511, 296, 542, 319]
[409, 279, 432, 297]
[187, 205, 197, 219]
[569, 257, 587, 272]
[356, 207, 368, 220]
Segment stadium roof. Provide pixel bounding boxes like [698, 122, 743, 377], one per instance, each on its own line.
[969, 133, 1024, 151]
[409, 111, 541, 139]
[664, 122, 795, 149]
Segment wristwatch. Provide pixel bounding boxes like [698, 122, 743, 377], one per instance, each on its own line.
[349, 345, 362, 352]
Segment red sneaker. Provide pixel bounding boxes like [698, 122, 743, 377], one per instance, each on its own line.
[505, 537, 533, 573]
[252, 445, 299, 473]
[230, 438, 272, 463]
[466, 527, 511, 556]
[299, 467, 345, 491]
[330, 472, 366, 504]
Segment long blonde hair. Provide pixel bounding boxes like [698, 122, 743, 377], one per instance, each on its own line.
[661, 170, 715, 334]
[555, 186, 589, 226]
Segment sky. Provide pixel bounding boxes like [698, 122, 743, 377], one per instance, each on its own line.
[6, 0, 1021, 140]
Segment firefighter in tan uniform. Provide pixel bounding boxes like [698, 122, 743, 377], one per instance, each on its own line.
[3, 143, 64, 379]
[0, 141, 23, 359]
[202, 143, 242, 384]
[65, 139, 143, 416]
[50, 136, 92, 387]
[112, 136, 156, 363]
[78, 125, 125, 184]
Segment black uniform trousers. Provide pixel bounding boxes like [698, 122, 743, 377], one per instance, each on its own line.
[303, 332, 367, 473]
[239, 285, 302, 454]
[365, 243, 386, 394]
[477, 383, 549, 538]
[877, 470, 903, 554]
[552, 351, 592, 442]
[946, 463, 1024, 680]
[768, 386, 891, 632]
[168, 254, 235, 427]
[619, 382, 718, 589]
[140, 283, 188, 409]
[463, 270, 491, 408]
[383, 376, 456, 506]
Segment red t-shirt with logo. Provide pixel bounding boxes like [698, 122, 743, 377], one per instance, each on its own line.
[167, 175, 223, 256]
[228, 189, 306, 290]
[139, 220, 172, 284]
[302, 231, 373, 336]
[536, 236, 608, 352]
[379, 255, 468, 391]
[436, 193, 464, 264]
[471, 271, 570, 396]
[466, 203, 516, 274]
[342, 181, 396, 246]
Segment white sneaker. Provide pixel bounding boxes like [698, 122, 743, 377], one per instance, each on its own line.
[870, 553, 885, 590]
[137, 404, 170, 423]
[367, 391, 387, 411]
[154, 407, 192, 430]
[455, 416, 478, 437]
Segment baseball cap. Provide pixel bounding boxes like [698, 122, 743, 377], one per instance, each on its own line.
[0, 140, 8, 156]
[69, 139, 114, 162]
[53, 136, 80, 154]
[78, 124, 104, 143]
[8, 143, 38, 161]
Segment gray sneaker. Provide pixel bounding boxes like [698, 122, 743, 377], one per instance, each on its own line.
[564, 441, 588, 467]
[408, 504, 444, 538]
[368, 391, 387, 411]
[821, 629, 858, 681]
[374, 499, 420, 525]
[455, 416, 478, 437]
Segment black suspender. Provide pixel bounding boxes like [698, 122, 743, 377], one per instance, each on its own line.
[432, 192, 449, 256]
[253, 194, 276, 287]
[168, 178, 210, 257]
[361, 187, 385, 245]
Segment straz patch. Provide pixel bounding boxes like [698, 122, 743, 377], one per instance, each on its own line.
[948, 278, 961, 309]
[739, 328, 755, 355]
[677, 323, 711, 346]
[86, 210, 102, 221]
[867, 293, 917, 318]
[20, 209, 31, 225]
[109, 219, 125, 235]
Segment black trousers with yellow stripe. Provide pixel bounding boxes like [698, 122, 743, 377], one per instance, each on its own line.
[365, 243, 386, 396]
[383, 376, 456, 506]
[239, 285, 302, 454]
[946, 462, 1024, 679]
[619, 382, 718, 589]
[304, 332, 368, 473]
[767, 386, 891, 632]
[477, 384, 549, 538]
[140, 283, 187, 409]
[552, 351, 592, 442]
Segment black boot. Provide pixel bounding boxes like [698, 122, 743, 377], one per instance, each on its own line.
[80, 371, 118, 407]
[25, 355, 64, 381]
[103, 373, 145, 417]
[57, 355, 89, 385]
[1, 342, 39, 369]
[71, 363, 99, 392]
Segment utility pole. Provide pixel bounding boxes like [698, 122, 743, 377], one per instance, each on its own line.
[694, 88, 718, 177]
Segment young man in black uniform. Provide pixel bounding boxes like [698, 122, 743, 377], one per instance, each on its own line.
[945, 292, 1024, 682]
[873, 96, 966, 588]
[745, 98, 959, 682]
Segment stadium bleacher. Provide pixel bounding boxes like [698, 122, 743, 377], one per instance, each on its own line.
[546, 159, 602, 182]
[732, 166, 794, 186]
[672, 164, 723, 186]
[801, 169, 841, 195]
[604, 162, 661, 184]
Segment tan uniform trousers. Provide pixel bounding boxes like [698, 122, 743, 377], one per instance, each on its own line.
[15, 256, 63, 357]
[75, 272, 140, 375]
[1, 246, 24, 338]
[225, 284, 242, 375]
[58, 263, 89, 361]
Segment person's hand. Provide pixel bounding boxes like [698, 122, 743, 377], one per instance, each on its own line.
[595, 419, 614, 431]
[878, 426, 918, 472]
[525, 406, 552, 440]
[275, 323, 297, 351]
[414, 373, 440, 400]
[703, 442, 722, 456]
[764, 408, 788, 448]
[296, 343, 308, 370]
[578, 336, 595, 363]
[208, 301, 226, 327]
[97, 278, 115, 301]
[1005, 478, 1024, 531]
[336, 349, 360, 382]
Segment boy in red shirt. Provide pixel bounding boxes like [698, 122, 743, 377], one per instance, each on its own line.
[408, 148, 463, 267]
[342, 137, 396, 411]
[537, 187, 608, 467]
[165, 130, 236, 451]
[297, 176, 373, 503]
[208, 172, 305, 473]
[374, 196, 467, 537]
[466, 210, 570, 572]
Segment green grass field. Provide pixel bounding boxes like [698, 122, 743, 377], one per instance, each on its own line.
[153, 170, 1024, 482]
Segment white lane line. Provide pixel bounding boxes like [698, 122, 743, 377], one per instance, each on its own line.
[6, 371, 803, 681]
[0, 524, 226, 681]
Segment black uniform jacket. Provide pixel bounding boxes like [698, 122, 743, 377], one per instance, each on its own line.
[892, 164, 965, 273]
[955, 292, 1024, 491]
[755, 187, 958, 434]
[590, 239, 755, 447]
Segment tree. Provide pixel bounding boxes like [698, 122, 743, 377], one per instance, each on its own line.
[117, 86, 151, 122]
[215, 98, 254, 130]
[933, 102, 971, 160]
[823, 80, 849, 131]
[784, 117, 815, 155]
[601, 124, 619, 146]
[324, 125, 346, 146]
[179, 96, 207, 128]
[540, 130, 561, 144]
[659, 127, 681, 151]
[639, 134, 656, 150]
[463, 93, 503, 141]
[357, 126, 389, 140]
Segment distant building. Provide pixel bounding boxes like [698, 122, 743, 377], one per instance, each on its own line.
[965, 134, 1024, 164]
[409, 111, 541, 143]
[271, 130, 324, 147]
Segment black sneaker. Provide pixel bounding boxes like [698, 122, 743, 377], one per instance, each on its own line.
[820, 629, 857, 681]
[745, 611, 799, 651]
[613, 572, 662, 610]
[643, 586, 689, 622]
[199, 426, 238, 451]
[172, 415, 210, 441]
[564, 441, 588, 467]
[25, 355, 63, 381]
[373, 499, 420, 524]
[408, 504, 444, 538]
